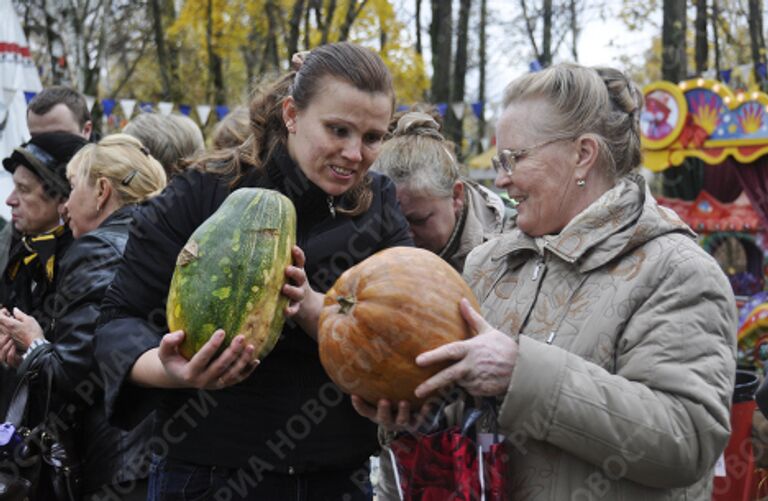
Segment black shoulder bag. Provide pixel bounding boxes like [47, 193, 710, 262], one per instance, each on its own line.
[0, 346, 80, 501]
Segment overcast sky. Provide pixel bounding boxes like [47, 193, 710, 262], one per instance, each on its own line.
[393, 1, 660, 113]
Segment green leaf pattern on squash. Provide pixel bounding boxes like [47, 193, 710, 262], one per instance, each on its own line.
[166, 188, 297, 361]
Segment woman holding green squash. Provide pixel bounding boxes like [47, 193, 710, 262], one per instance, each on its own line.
[94, 42, 412, 500]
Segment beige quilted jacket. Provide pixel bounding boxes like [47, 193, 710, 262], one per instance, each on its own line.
[379, 174, 737, 500]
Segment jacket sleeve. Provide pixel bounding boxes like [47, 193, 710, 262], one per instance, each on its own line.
[94, 170, 217, 429]
[496, 251, 737, 488]
[19, 235, 123, 412]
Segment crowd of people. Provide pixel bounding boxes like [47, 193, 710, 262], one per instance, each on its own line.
[0, 42, 738, 501]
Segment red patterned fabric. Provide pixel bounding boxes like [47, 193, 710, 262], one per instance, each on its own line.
[389, 427, 509, 501]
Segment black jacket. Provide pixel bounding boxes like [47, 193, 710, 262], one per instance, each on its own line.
[18, 206, 152, 494]
[0, 226, 72, 421]
[95, 147, 413, 473]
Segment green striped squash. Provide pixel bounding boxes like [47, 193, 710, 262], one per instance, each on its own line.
[166, 188, 297, 361]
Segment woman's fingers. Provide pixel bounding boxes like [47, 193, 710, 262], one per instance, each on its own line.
[284, 248, 308, 317]
[414, 363, 468, 399]
[201, 333, 245, 376]
[185, 329, 227, 373]
[416, 340, 469, 367]
[459, 298, 491, 335]
[292, 246, 306, 268]
[216, 344, 259, 387]
[351, 395, 378, 421]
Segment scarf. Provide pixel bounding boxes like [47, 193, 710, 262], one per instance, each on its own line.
[6, 225, 68, 283]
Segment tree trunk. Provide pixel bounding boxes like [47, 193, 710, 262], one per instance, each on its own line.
[260, 0, 281, 74]
[569, 0, 578, 61]
[339, 0, 368, 42]
[661, 0, 687, 82]
[447, 0, 471, 155]
[42, 0, 62, 84]
[206, 0, 226, 104]
[429, 0, 452, 105]
[694, 0, 708, 74]
[304, 2, 312, 50]
[519, 0, 541, 65]
[541, 0, 552, 67]
[150, 0, 181, 102]
[712, 0, 721, 76]
[662, 0, 698, 199]
[321, 0, 337, 45]
[287, 0, 306, 61]
[476, 0, 487, 155]
[415, 0, 422, 55]
[748, 0, 767, 86]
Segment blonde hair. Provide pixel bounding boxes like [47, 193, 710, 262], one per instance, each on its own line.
[123, 113, 204, 176]
[502, 63, 643, 178]
[66, 133, 167, 206]
[372, 112, 458, 198]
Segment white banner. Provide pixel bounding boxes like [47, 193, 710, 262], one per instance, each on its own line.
[196, 104, 211, 125]
[158, 101, 174, 116]
[84, 94, 95, 113]
[120, 98, 136, 119]
[452, 102, 465, 120]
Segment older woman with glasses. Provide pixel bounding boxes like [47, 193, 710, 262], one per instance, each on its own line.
[356, 63, 737, 500]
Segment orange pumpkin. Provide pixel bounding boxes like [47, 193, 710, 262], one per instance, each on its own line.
[318, 246, 480, 405]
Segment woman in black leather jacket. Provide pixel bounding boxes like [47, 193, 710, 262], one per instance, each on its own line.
[0, 133, 167, 500]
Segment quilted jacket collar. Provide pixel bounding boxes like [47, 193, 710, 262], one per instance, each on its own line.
[491, 174, 694, 271]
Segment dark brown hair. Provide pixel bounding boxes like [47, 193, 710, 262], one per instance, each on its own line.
[28, 86, 91, 129]
[197, 42, 395, 216]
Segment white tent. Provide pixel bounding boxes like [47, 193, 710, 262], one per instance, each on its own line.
[0, 0, 40, 220]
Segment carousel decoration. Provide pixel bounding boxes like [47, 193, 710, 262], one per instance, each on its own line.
[641, 78, 768, 172]
[641, 78, 768, 370]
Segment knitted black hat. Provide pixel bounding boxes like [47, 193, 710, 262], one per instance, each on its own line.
[2, 132, 89, 197]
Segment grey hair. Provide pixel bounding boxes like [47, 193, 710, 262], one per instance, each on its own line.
[372, 112, 458, 197]
[123, 112, 204, 176]
[502, 63, 643, 178]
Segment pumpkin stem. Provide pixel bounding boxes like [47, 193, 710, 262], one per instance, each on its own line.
[337, 295, 356, 314]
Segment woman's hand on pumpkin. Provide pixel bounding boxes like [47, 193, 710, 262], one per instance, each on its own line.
[283, 246, 308, 316]
[157, 329, 259, 390]
[0, 307, 44, 350]
[350, 396, 433, 433]
[414, 298, 518, 398]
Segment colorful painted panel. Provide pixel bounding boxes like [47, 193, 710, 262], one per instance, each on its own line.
[641, 78, 768, 171]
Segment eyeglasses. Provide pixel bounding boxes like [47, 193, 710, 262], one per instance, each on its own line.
[491, 137, 570, 176]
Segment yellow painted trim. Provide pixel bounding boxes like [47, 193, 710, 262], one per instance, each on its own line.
[641, 81, 688, 150]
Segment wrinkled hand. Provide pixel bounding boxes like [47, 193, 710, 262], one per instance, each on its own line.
[0, 334, 21, 368]
[414, 298, 518, 398]
[0, 307, 44, 351]
[158, 329, 259, 390]
[350, 396, 435, 433]
[283, 246, 308, 317]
